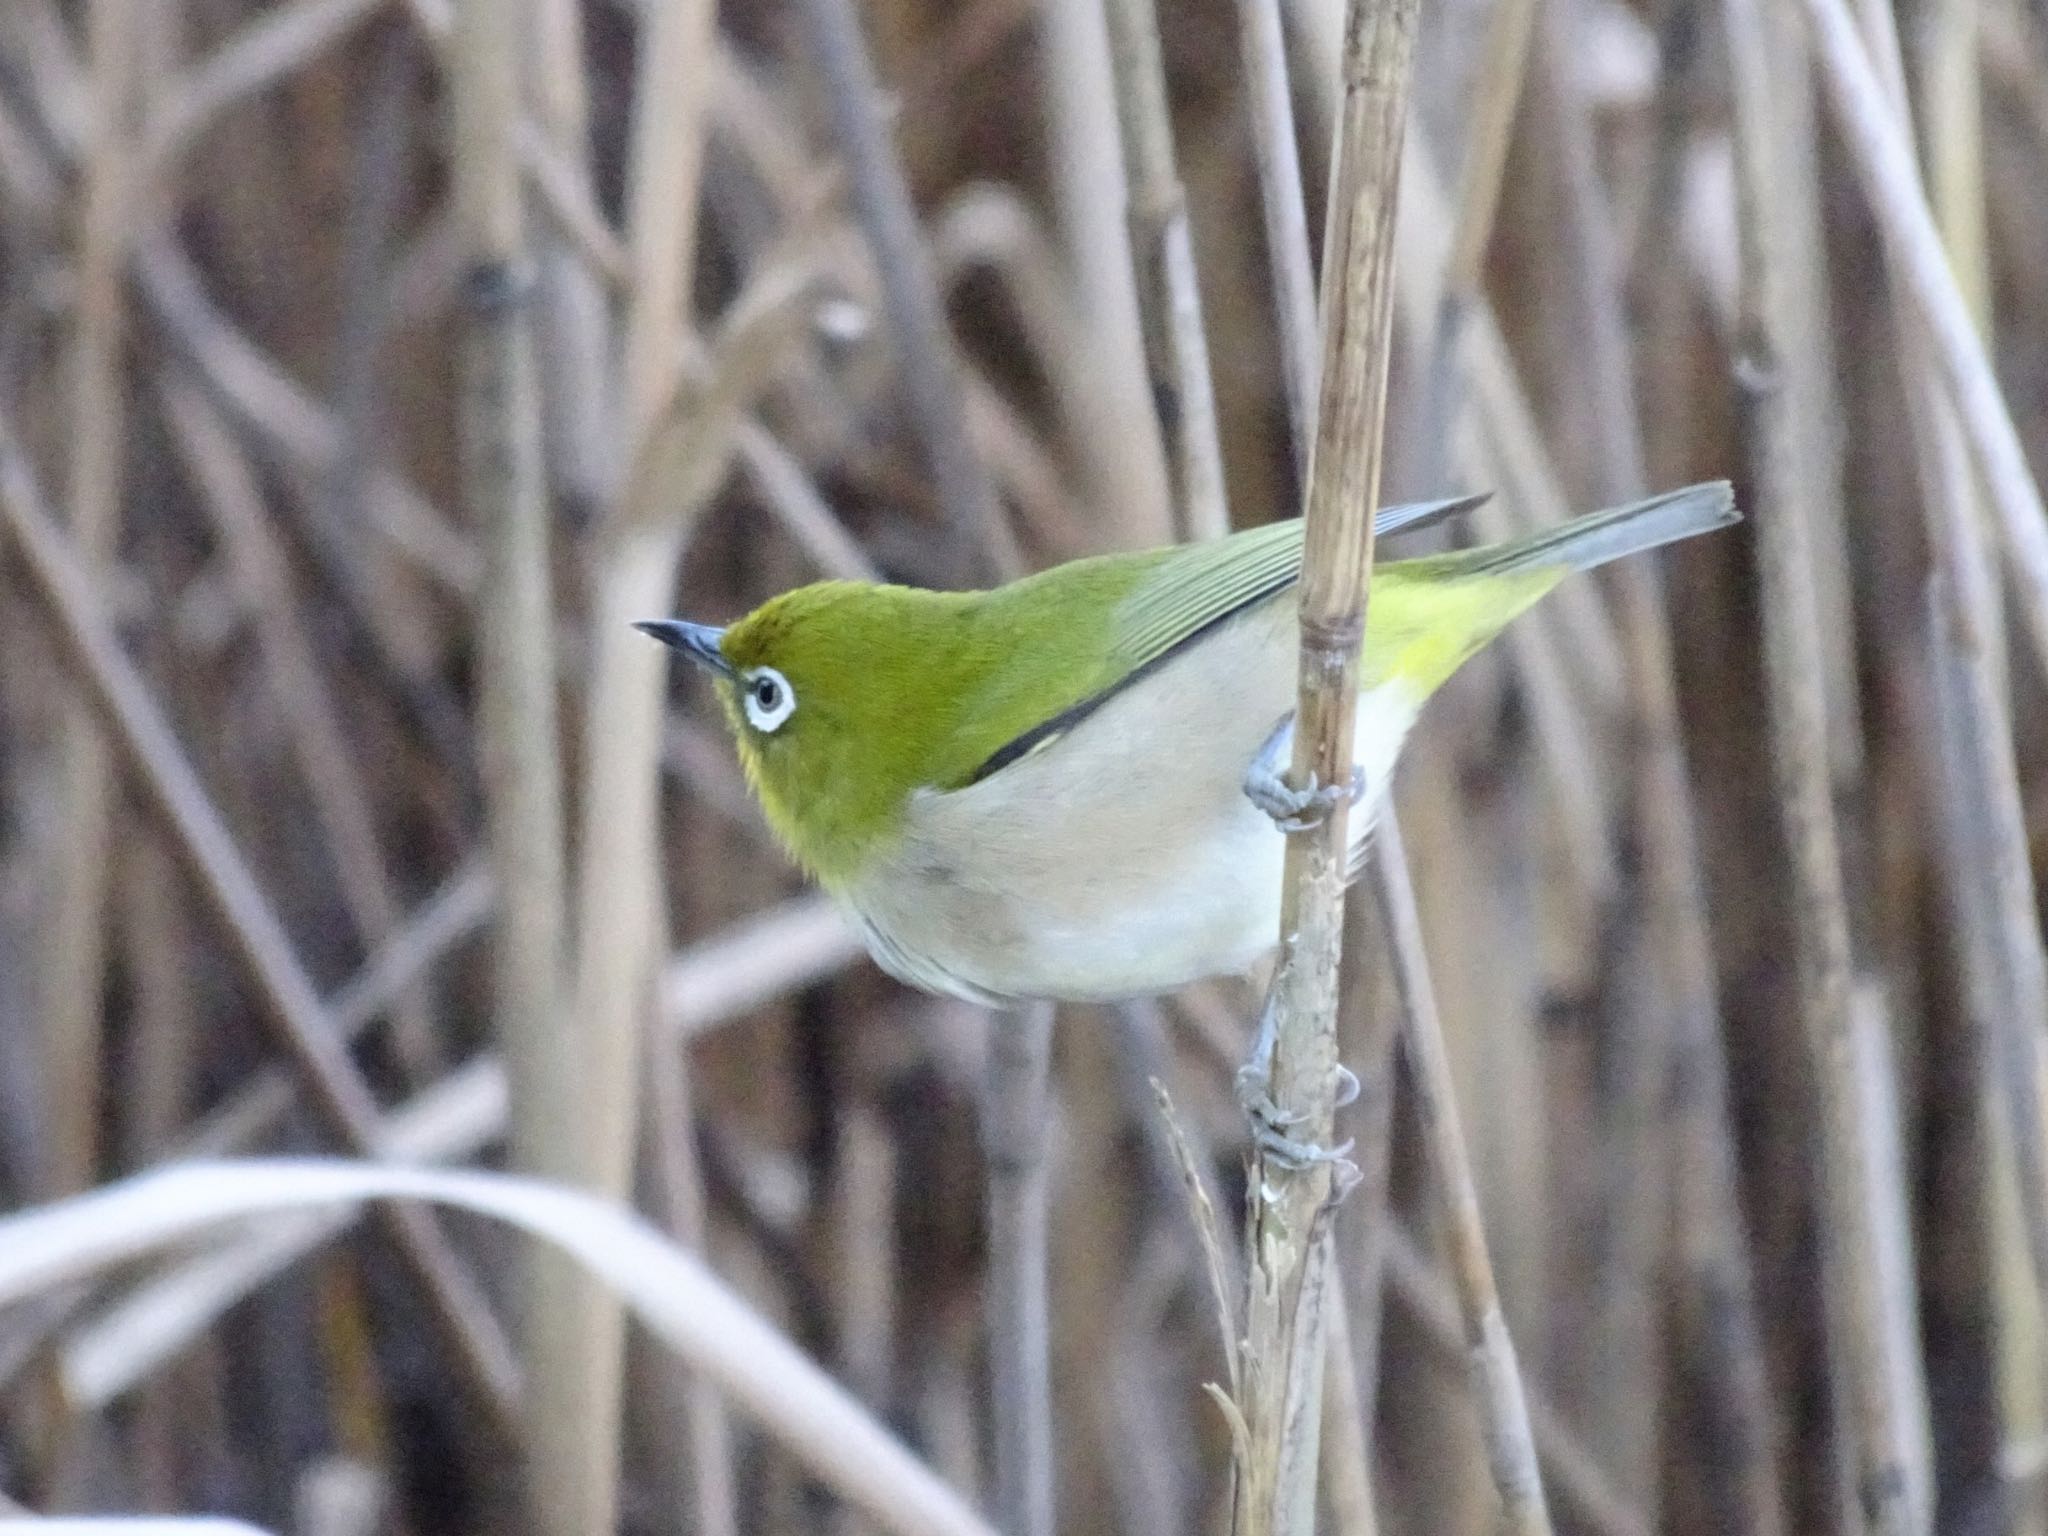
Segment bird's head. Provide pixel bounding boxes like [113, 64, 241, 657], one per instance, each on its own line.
[638, 582, 981, 885]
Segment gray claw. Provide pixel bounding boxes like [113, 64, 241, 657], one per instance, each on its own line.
[1333, 1064, 1360, 1109]
[1235, 1070, 1304, 1132]
[1243, 716, 1367, 832]
[1254, 1127, 1358, 1173]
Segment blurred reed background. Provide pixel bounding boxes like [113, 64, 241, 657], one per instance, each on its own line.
[0, 0, 2046, 1534]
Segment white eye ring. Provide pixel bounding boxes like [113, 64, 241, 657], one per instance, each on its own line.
[741, 666, 796, 732]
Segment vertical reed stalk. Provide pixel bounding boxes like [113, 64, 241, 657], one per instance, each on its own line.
[1233, 5, 1418, 1535]
[0, 416, 523, 1435]
[1529, 9, 1782, 1526]
[1856, 0, 2048, 1488]
[42, 0, 136, 1200]
[1038, 0, 1174, 544]
[1411, 0, 1537, 493]
[1229, 0, 1319, 485]
[792, 0, 1011, 575]
[527, 0, 616, 522]
[984, 1003, 1056, 1536]
[450, 0, 574, 1518]
[559, 1, 719, 1532]
[1797, 0, 2048, 680]
[1725, 0, 1931, 1526]
[1370, 816, 1553, 1536]
[1100, 0, 1230, 541]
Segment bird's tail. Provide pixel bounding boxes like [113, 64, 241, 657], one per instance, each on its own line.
[1456, 480, 1739, 577]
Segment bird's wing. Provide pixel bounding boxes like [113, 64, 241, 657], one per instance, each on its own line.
[1107, 490, 1490, 682]
[956, 492, 1489, 787]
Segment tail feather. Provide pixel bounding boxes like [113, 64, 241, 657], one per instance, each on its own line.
[1462, 481, 1739, 577]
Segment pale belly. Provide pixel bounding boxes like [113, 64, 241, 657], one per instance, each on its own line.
[837, 600, 1421, 1006]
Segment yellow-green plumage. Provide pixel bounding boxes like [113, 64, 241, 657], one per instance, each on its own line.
[655, 482, 1737, 1004]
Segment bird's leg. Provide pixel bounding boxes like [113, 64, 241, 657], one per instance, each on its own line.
[1243, 713, 1366, 833]
[1235, 989, 1356, 1172]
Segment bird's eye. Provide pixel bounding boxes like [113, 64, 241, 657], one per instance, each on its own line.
[741, 666, 796, 732]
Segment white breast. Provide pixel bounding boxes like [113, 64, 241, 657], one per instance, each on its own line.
[840, 598, 1421, 1005]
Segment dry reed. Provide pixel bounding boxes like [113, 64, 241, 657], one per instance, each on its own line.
[0, 3, 2044, 1535]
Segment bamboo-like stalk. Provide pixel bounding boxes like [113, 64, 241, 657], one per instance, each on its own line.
[161, 378, 443, 1080]
[173, 864, 493, 1160]
[1378, 1226, 1646, 1536]
[526, 0, 616, 523]
[984, 1004, 1056, 1536]
[0, 413, 523, 1438]
[1229, 4, 1396, 1515]
[1525, 8, 1783, 1527]
[1410, 0, 1538, 494]
[1229, 0, 1318, 486]
[1856, 0, 2048, 1465]
[1038, 0, 1174, 546]
[787, 7, 1052, 1530]
[554, 0, 720, 1530]
[1231, 6, 1419, 1535]
[646, 1030, 741, 1536]
[791, 0, 1012, 577]
[448, 0, 575, 1517]
[1919, 0, 1992, 333]
[1521, 8, 1669, 1505]
[1369, 815, 1553, 1535]
[1723, 0, 1930, 1527]
[1102, 0, 1230, 540]
[1795, 0, 2048, 682]
[41, 0, 135, 1202]
[140, 0, 384, 173]
[1317, 1284, 1380, 1536]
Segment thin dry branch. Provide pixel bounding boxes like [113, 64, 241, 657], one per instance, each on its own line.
[1370, 816, 1552, 1535]
[176, 863, 494, 1161]
[0, 413, 523, 1438]
[1410, 0, 1538, 495]
[1797, 0, 2048, 681]
[449, 0, 576, 1517]
[140, 0, 382, 174]
[791, 0, 1014, 576]
[1038, 0, 1174, 544]
[553, 0, 721, 1530]
[42, 0, 135, 1201]
[135, 238, 480, 596]
[1724, 0, 1931, 1524]
[1379, 1227, 1646, 1536]
[1234, 4, 1420, 1535]
[983, 1004, 1056, 1536]
[1103, 0, 1231, 540]
[1856, 0, 2048, 1318]
[1527, 10, 1783, 1524]
[161, 376, 443, 1080]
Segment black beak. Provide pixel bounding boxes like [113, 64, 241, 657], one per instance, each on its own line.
[634, 619, 734, 679]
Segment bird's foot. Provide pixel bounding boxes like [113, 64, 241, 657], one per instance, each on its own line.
[1243, 715, 1366, 833]
[1236, 998, 1359, 1174]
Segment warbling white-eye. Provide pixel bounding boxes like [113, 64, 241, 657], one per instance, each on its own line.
[640, 482, 1737, 1008]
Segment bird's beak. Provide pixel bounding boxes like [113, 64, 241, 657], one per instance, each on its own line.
[634, 619, 735, 680]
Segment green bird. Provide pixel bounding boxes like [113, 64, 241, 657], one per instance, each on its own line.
[640, 482, 1737, 1008]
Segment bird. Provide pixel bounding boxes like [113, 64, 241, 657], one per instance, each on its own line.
[639, 481, 1737, 1011]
